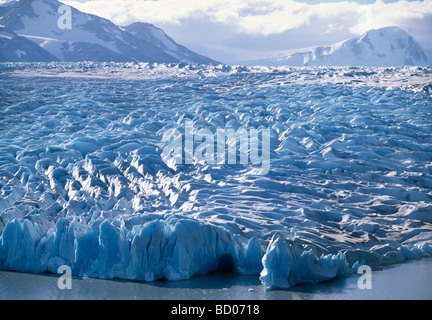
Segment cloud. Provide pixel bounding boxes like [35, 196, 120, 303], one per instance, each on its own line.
[62, 0, 432, 62]
[64, 0, 431, 34]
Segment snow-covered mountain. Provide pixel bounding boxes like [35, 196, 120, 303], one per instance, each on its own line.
[0, 26, 59, 61]
[0, 0, 219, 64]
[244, 27, 429, 67]
[123, 22, 218, 65]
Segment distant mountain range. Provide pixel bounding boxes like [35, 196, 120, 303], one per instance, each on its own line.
[0, 0, 219, 64]
[0, 0, 429, 66]
[241, 27, 430, 67]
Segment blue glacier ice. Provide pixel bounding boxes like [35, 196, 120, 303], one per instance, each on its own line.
[0, 216, 260, 281]
[1, 63, 432, 289]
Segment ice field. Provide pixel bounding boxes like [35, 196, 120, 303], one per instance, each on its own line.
[0, 63, 431, 289]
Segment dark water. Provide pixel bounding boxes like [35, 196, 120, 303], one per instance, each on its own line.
[1, 258, 431, 300]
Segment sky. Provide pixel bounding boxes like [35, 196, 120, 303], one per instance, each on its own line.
[12, 0, 432, 62]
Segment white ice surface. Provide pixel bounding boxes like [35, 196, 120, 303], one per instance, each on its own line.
[0, 63, 431, 289]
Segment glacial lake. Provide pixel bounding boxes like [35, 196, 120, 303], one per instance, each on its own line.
[1, 258, 431, 300]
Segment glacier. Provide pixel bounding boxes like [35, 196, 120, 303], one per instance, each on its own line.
[0, 62, 432, 290]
